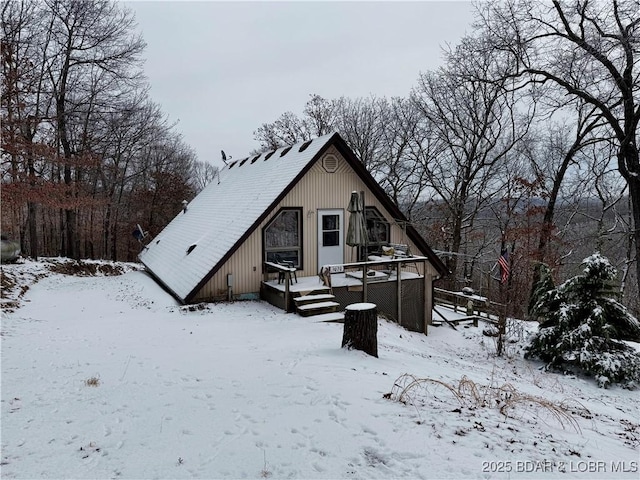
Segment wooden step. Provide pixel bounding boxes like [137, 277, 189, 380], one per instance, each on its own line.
[293, 293, 336, 307]
[296, 301, 340, 317]
[309, 312, 345, 323]
[295, 286, 332, 295]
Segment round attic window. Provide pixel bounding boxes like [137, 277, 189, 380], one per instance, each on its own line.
[322, 154, 338, 173]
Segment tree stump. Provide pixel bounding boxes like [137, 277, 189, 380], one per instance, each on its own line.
[342, 303, 378, 357]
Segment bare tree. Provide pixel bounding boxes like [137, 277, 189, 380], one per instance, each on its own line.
[191, 159, 218, 193]
[96, 95, 162, 259]
[2, 0, 200, 261]
[531, 107, 606, 264]
[516, 101, 611, 310]
[253, 111, 311, 151]
[42, 0, 145, 258]
[1, 0, 56, 259]
[136, 130, 196, 237]
[375, 97, 443, 220]
[253, 94, 339, 150]
[412, 35, 533, 285]
[567, 139, 632, 297]
[477, 0, 640, 296]
[334, 96, 387, 171]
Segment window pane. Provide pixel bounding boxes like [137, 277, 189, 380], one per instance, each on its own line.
[266, 210, 299, 248]
[369, 221, 389, 243]
[365, 207, 389, 244]
[323, 231, 339, 246]
[280, 250, 299, 264]
[267, 250, 299, 265]
[264, 209, 301, 268]
[322, 215, 338, 231]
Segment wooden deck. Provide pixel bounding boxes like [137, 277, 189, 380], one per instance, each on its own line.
[261, 255, 432, 334]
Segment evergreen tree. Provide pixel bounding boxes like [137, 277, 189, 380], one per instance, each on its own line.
[525, 253, 640, 388]
[527, 263, 557, 321]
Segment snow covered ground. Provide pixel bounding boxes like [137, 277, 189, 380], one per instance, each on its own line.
[1, 259, 638, 479]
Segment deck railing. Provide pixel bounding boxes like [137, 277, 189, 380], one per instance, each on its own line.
[433, 287, 505, 322]
[317, 256, 431, 333]
[263, 261, 297, 311]
[321, 256, 425, 298]
[263, 256, 428, 317]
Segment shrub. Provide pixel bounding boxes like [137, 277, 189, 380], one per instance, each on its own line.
[526, 253, 640, 388]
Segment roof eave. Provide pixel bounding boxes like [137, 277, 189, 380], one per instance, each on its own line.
[139, 257, 188, 305]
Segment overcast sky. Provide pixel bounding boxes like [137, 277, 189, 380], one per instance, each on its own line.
[126, 1, 476, 168]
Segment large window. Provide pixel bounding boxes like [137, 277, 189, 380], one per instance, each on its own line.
[366, 207, 390, 245]
[264, 208, 302, 267]
[358, 206, 390, 259]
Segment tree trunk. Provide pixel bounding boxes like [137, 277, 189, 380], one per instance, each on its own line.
[449, 218, 462, 286]
[627, 176, 640, 299]
[27, 201, 38, 260]
[530, 112, 600, 298]
[65, 202, 78, 259]
[27, 149, 39, 259]
[496, 310, 507, 357]
[342, 303, 378, 358]
[58, 208, 65, 256]
[617, 140, 640, 301]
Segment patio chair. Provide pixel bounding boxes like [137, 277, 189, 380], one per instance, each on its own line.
[275, 254, 298, 284]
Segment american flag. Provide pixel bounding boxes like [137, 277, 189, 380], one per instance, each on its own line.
[498, 248, 510, 284]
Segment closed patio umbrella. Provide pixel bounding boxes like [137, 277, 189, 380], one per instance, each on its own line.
[346, 191, 369, 260]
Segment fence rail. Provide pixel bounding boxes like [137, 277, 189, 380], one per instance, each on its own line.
[433, 287, 504, 322]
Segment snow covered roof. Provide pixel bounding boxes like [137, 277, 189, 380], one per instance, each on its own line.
[139, 133, 338, 302]
[139, 132, 447, 303]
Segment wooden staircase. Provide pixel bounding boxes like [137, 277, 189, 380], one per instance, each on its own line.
[293, 292, 344, 322]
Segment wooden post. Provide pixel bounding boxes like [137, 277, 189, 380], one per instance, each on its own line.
[424, 260, 430, 336]
[396, 262, 402, 327]
[362, 264, 368, 302]
[361, 190, 367, 304]
[342, 303, 378, 358]
[284, 271, 290, 313]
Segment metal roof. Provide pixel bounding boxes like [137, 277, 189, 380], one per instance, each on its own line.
[139, 133, 336, 302]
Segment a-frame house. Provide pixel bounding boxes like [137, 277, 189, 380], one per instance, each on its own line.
[139, 132, 447, 332]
